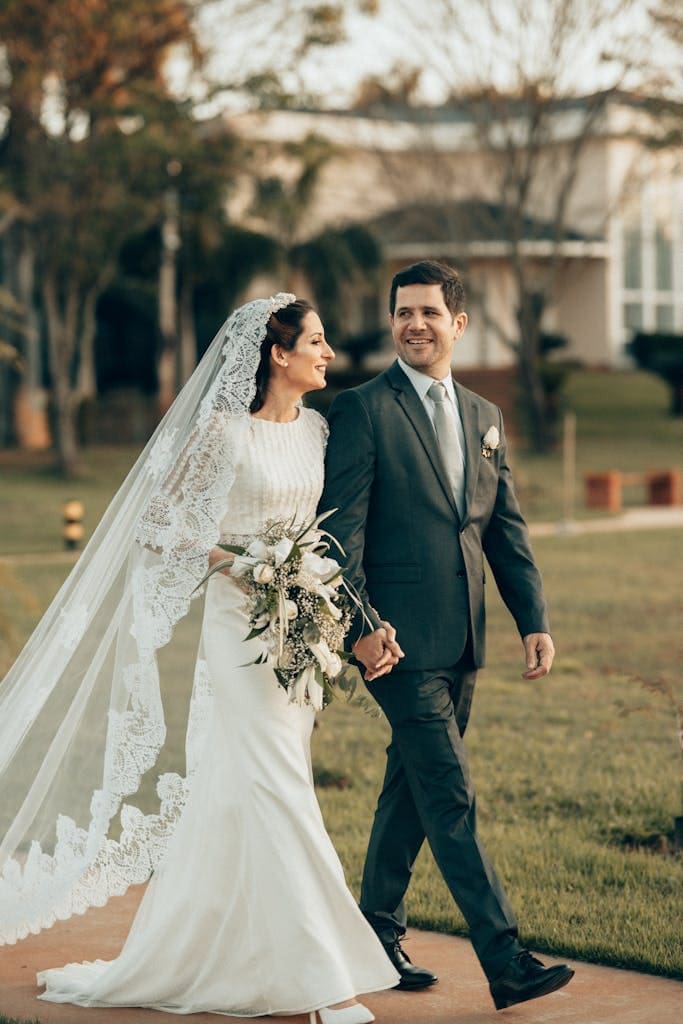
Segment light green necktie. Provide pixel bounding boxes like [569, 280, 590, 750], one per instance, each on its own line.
[428, 380, 465, 518]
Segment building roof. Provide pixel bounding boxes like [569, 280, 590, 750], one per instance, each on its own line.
[364, 199, 608, 259]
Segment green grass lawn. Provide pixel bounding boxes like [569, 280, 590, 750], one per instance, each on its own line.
[313, 527, 682, 978]
[1, 369, 682, 980]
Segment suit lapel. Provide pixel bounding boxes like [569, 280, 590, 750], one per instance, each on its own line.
[454, 380, 481, 528]
[386, 362, 460, 518]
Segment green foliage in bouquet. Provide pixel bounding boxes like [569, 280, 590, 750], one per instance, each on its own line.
[196, 511, 373, 710]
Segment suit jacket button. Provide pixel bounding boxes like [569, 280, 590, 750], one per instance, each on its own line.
[456, 569, 466, 578]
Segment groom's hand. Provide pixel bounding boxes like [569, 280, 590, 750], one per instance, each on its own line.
[353, 622, 404, 682]
[522, 632, 555, 679]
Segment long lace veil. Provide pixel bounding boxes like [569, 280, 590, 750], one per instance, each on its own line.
[0, 293, 295, 945]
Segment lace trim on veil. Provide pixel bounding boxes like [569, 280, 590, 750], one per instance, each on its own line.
[0, 296, 292, 945]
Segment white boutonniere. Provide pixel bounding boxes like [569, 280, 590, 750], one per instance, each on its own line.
[481, 426, 500, 458]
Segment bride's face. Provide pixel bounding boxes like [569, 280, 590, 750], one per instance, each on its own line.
[281, 311, 335, 393]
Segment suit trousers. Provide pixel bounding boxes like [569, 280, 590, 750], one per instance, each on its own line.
[359, 656, 522, 981]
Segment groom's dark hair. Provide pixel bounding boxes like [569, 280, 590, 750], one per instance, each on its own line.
[389, 260, 465, 317]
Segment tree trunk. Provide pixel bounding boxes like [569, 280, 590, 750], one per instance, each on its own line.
[178, 278, 196, 386]
[43, 270, 81, 476]
[75, 285, 100, 404]
[516, 295, 551, 453]
[158, 186, 180, 413]
[8, 227, 51, 448]
[75, 275, 115, 445]
[52, 373, 80, 477]
[157, 340, 176, 414]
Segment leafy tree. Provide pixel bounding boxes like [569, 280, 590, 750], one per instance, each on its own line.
[0, 0, 388, 469]
[248, 133, 382, 364]
[0, 0, 206, 474]
[290, 224, 382, 365]
[644, 0, 683, 147]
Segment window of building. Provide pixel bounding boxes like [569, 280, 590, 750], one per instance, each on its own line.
[619, 178, 682, 345]
[623, 229, 642, 289]
[655, 225, 673, 291]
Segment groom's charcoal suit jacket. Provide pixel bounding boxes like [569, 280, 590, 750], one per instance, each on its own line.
[321, 361, 549, 672]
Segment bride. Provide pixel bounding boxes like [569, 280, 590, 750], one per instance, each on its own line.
[0, 294, 400, 1022]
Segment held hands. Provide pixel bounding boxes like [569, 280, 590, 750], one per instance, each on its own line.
[522, 632, 555, 679]
[353, 620, 405, 682]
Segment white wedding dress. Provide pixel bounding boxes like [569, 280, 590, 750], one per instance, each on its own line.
[37, 408, 399, 1016]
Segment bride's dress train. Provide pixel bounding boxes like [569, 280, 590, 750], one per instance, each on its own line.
[37, 410, 399, 1016]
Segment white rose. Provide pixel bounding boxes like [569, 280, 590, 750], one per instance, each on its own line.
[284, 599, 298, 620]
[253, 562, 275, 584]
[482, 426, 500, 449]
[273, 537, 295, 565]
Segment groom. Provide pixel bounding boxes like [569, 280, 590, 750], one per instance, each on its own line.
[321, 260, 574, 1011]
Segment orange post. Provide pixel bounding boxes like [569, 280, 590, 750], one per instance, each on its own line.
[646, 470, 682, 506]
[63, 500, 85, 550]
[584, 471, 622, 512]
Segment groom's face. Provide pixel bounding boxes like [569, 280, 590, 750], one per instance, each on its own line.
[390, 283, 467, 379]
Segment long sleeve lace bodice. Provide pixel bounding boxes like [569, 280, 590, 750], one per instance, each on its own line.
[218, 407, 328, 545]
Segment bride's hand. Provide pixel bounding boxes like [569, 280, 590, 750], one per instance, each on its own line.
[208, 547, 235, 576]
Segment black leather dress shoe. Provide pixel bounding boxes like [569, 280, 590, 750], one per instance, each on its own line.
[380, 936, 438, 990]
[489, 950, 574, 1010]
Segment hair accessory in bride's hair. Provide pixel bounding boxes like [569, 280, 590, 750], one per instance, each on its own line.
[221, 293, 295, 357]
[269, 292, 296, 313]
[0, 293, 297, 946]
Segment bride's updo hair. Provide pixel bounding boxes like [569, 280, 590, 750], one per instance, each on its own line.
[250, 299, 314, 413]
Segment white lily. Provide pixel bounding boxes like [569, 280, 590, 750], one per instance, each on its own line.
[246, 538, 270, 559]
[309, 639, 343, 679]
[273, 536, 295, 565]
[230, 554, 256, 577]
[301, 550, 338, 578]
[289, 664, 324, 710]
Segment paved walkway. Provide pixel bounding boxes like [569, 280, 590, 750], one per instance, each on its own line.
[528, 504, 683, 537]
[1, 887, 681, 1024]
[2, 506, 681, 572]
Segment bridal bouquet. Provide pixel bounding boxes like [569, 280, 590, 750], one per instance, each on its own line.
[197, 512, 363, 709]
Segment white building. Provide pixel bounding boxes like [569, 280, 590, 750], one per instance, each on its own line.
[227, 95, 683, 369]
